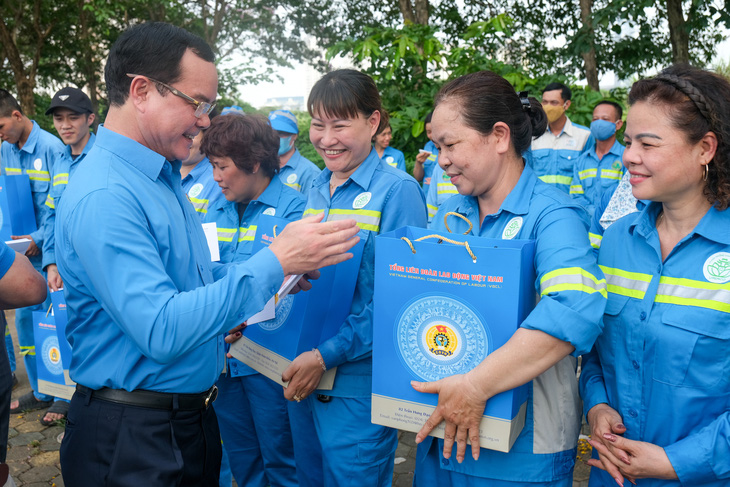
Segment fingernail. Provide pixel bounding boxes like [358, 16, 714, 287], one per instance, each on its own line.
[603, 433, 617, 441]
[617, 423, 626, 429]
[236, 332, 242, 337]
[614, 477, 624, 487]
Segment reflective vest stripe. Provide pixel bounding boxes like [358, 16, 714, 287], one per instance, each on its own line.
[427, 204, 438, 219]
[570, 185, 584, 195]
[20, 345, 35, 356]
[303, 209, 324, 217]
[27, 169, 50, 182]
[655, 276, 730, 313]
[540, 267, 607, 298]
[589, 232, 602, 250]
[217, 227, 236, 242]
[436, 183, 457, 195]
[45, 195, 55, 209]
[578, 169, 597, 180]
[53, 173, 69, 186]
[327, 209, 381, 232]
[538, 175, 573, 186]
[284, 182, 302, 191]
[601, 169, 622, 180]
[600, 265, 651, 299]
[4, 168, 21, 175]
[238, 225, 257, 242]
[189, 197, 209, 214]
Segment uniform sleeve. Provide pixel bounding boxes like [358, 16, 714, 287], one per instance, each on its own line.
[426, 170, 439, 226]
[317, 179, 427, 368]
[588, 187, 616, 257]
[519, 205, 606, 355]
[30, 144, 64, 248]
[569, 163, 590, 209]
[64, 189, 284, 363]
[42, 160, 69, 269]
[664, 411, 730, 484]
[578, 344, 611, 417]
[0, 241, 15, 278]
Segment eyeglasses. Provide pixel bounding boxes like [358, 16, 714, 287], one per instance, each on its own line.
[127, 74, 216, 118]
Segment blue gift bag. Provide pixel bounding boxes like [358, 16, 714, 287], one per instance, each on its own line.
[372, 226, 536, 452]
[50, 290, 74, 380]
[33, 307, 75, 400]
[230, 214, 365, 388]
[0, 175, 37, 241]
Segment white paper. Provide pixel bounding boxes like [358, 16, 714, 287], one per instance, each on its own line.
[201, 222, 220, 262]
[418, 149, 432, 155]
[5, 238, 31, 254]
[247, 274, 303, 325]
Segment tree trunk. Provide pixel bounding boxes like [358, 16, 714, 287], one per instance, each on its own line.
[0, 17, 36, 116]
[398, 0, 429, 25]
[666, 0, 689, 63]
[579, 0, 599, 91]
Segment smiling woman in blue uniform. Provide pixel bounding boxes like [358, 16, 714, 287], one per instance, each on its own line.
[201, 113, 305, 487]
[580, 65, 730, 486]
[410, 70, 606, 487]
[281, 69, 427, 487]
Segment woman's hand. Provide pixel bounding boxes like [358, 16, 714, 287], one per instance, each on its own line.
[224, 323, 246, 358]
[411, 372, 489, 463]
[588, 434, 677, 483]
[586, 403, 631, 485]
[282, 350, 325, 402]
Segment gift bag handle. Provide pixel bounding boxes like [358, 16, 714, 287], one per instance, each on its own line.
[400, 212, 477, 262]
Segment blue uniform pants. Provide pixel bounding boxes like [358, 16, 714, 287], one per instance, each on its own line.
[16, 294, 54, 402]
[287, 397, 324, 487]
[4, 317, 14, 372]
[311, 395, 398, 487]
[1, 313, 11, 463]
[214, 373, 297, 487]
[414, 438, 573, 487]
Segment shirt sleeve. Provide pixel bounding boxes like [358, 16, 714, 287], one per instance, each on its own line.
[578, 344, 610, 417]
[30, 144, 63, 248]
[42, 161, 68, 269]
[569, 163, 590, 209]
[0, 242, 15, 278]
[519, 205, 606, 356]
[664, 411, 730, 484]
[426, 170, 439, 226]
[65, 189, 284, 363]
[317, 178, 427, 368]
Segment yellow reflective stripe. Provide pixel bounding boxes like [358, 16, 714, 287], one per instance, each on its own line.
[4, 168, 21, 175]
[570, 185, 584, 195]
[53, 173, 69, 186]
[45, 195, 55, 209]
[189, 197, 209, 214]
[238, 225, 257, 242]
[600, 265, 652, 299]
[328, 208, 381, 232]
[217, 227, 236, 242]
[578, 169, 597, 180]
[303, 208, 324, 217]
[387, 161, 398, 167]
[284, 182, 302, 191]
[655, 276, 730, 313]
[427, 154, 437, 162]
[538, 175, 573, 185]
[436, 184, 458, 195]
[540, 267, 607, 298]
[601, 169, 622, 180]
[20, 345, 35, 356]
[27, 169, 50, 182]
[427, 204, 438, 218]
[4, 326, 9, 336]
[589, 232, 602, 249]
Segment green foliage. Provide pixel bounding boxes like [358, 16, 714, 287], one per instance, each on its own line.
[293, 111, 325, 169]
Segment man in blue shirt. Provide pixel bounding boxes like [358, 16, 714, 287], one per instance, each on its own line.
[269, 109, 321, 193]
[0, 89, 64, 415]
[56, 22, 359, 487]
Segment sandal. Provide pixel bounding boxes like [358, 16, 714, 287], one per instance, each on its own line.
[9, 391, 52, 414]
[40, 400, 69, 426]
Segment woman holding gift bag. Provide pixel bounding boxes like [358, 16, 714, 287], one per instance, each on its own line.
[411, 70, 607, 486]
[280, 69, 427, 486]
[580, 66, 730, 486]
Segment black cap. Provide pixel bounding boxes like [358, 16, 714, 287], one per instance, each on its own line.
[45, 87, 93, 115]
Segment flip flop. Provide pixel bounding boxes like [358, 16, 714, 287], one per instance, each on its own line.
[9, 391, 52, 414]
[40, 400, 70, 426]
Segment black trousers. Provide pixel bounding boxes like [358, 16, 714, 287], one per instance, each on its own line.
[60, 387, 222, 487]
[0, 313, 10, 464]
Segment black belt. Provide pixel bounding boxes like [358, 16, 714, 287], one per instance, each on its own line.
[76, 384, 218, 411]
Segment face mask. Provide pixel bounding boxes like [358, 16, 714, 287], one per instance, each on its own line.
[590, 119, 617, 141]
[278, 136, 293, 156]
[543, 104, 565, 124]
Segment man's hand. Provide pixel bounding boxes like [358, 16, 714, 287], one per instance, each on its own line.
[12, 235, 39, 257]
[268, 214, 359, 276]
[46, 264, 64, 292]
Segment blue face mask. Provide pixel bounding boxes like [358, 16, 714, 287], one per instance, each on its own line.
[590, 119, 617, 141]
[278, 136, 293, 156]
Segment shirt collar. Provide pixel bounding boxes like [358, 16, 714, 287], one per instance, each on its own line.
[284, 149, 301, 170]
[631, 201, 730, 245]
[65, 131, 96, 160]
[455, 164, 537, 217]
[312, 148, 381, 192]
[95, 125, 168, 181]
[186, 157, 210, 181]
[19, 121, 41, 154]
[256, 175, 284, 208]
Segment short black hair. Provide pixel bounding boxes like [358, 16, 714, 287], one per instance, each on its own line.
[594, 100, 623, 120]
[0, 89, 22, 117]
[542, 82, 572, 102]
[105, 22, 215, 107]
[425, 111, 433, 124]
[308, 69, 385, 132]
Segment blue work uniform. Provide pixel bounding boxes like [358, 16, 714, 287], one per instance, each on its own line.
[420, 140, 439, 194]
[569, 140, 625, 218]
[587, 171, 643, 255]
[581, 202, 730, 486]
[203, 176, 307, 487]
[42, 132, 96, 270]
[379, 146, 406, 172]
[415, 165, 606, 487]
[1, 121, 63, 402]
[278, 149, 321, 193]
[181, 157, 225, 218]
[0, 242, 15, 463]
[303, 149, 427, 486]
[526, 118, 591, 194]
[426, 164, 457, 224]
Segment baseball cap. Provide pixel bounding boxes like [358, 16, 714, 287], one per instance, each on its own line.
[46, 87, 93, 115]
[221, 105, 245, 116]
[268, 110, 298, 134]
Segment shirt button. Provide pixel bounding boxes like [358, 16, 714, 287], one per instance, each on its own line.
[656, 265, 662, 273]
[628, 409, 638, 418]
[632, 360, 639, 370]
[238, 312, 245, 318]
[442, 458, 450, 466]
[639, 312, 647, 321]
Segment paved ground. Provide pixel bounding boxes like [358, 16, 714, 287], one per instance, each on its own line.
[5, 310, 592, 486]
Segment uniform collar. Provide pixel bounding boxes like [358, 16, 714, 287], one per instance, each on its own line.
[18, 120, 41, 154]
[257, 175, 284, 208]
[586, 139, 624, 160]
[453, 164, 536, 223]
[631, 201, 730, 245]
[554, 117, 576, 138]
[65, 131, 96, 161]
[312, 148, 380, 193]
[186, 157, 211, 182]
[95, 125, 168, 181]
[284, 149, 302, 170]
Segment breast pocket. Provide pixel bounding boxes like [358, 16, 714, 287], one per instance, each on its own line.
[557, 150, 579, 175]
[653, 308, 730, 391]
[596, 295, 632, 380]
